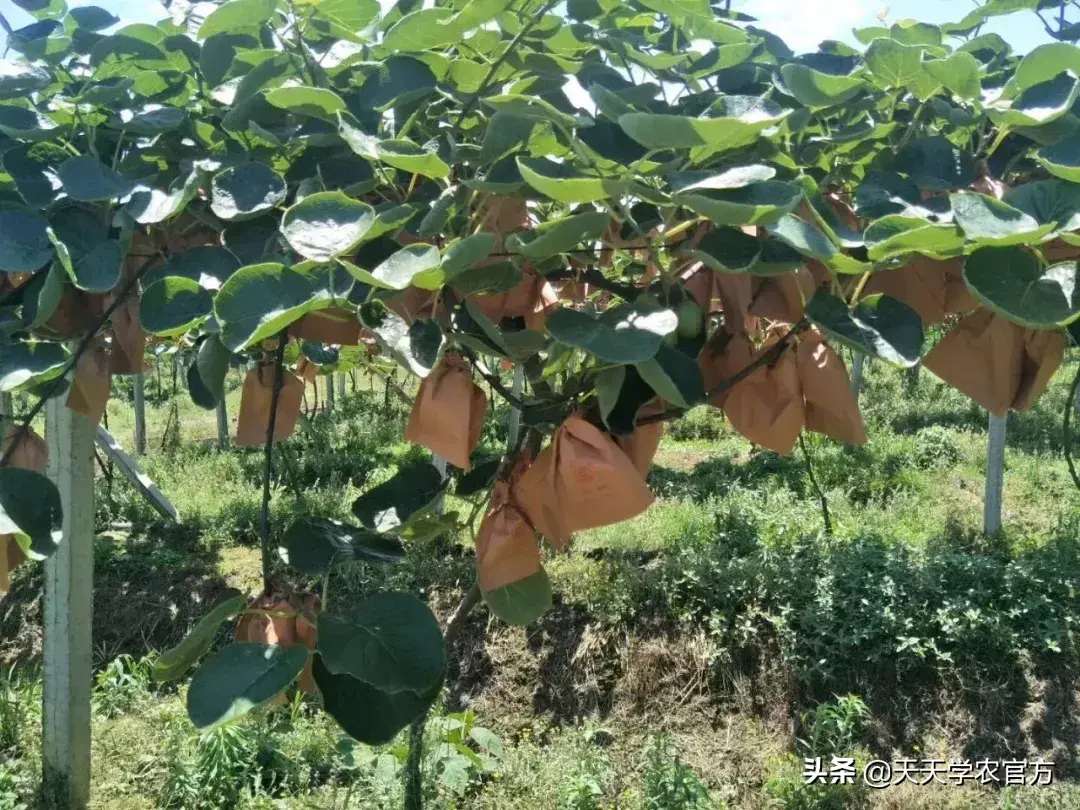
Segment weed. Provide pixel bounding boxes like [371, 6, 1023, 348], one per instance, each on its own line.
[639, 733, 717, 810]
[94, 654, 155, 718]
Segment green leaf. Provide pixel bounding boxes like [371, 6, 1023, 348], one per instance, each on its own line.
[864, 39, 934, 98]
[964, 246, 1080, 329]
[516, 157, 626, 204]
[198, 0, 279, 39]
[192, 335, 231, 408]
[362, 304, 444, 376]
[1036, 137, 1080, 182]
[619, 97, 788, 152]
[377, 139, 450, 180]
[382, 7, 461, 52]
[117, 105, 187, 136]
[0, 61, 52, 100]
[894, 137, 977, 192]
[352, 461, 446, 531]
[667, 165, 776, 193]
[314, 655, 439, 745]
[125, 171, 202, 225]
[67, 241, 123, 293]
[318, 593, 445, 693]
[0, 467, 62, 561]
[346, 244, 441, 291]
[214, 262, 333, 351]
[806, 291, 924, 368]
[70, 6, 120, 31]
[211, 163, 287, 221]
[2, 142, 64, 209]
[297, 0, 381, 42]
[441, 234, 495, 278]
[1005, 179, 1080, 234]
[0, 209, 51, 272]
[58, 157, 135, 202]
[890, 20, 941, 46]
[865, 215, 966, 262]
[282, 192, 376, 261]
[265, 86, 346, 121]
[140, 277, 213, 337]
[187, 643, 308, 731]
[280, 517, 405, 575]
[450, 261, 521, 296]
[506, 211, 610, 260]
[951, 192, 1055, 247]
[0, 106, 58, 141]
[0, 340, 67, 392]
[148, 247, 241, 292]
[1014, 43, 1080, 91]
[483, 569, 553, 626]
[546, 302, 677, 364]
[154, 592, 246, 682]
[635, 344, 705, 409]
[779, 63, 864, 107]
[923, 52, 981, 100]
[989, 72, 1080, 129]
[674, 182, 803, 227]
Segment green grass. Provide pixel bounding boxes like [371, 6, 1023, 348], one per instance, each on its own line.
[5, 354, 1080, 808]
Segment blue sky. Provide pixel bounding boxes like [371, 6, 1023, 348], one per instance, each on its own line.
[0, 0, 1058, 56]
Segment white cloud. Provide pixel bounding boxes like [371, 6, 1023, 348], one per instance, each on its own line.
[736, 0, 874, 53]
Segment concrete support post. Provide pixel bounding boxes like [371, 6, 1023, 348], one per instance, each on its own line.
[851, 354, 865, 397]
[42, 402, 95, 810]
[984, 412, 1007, 535]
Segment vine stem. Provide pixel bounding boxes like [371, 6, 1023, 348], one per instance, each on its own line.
[1063, 361, 1080, 493]
[259, 331, 288, 594]
[453, 0, 559, 127]
[800, 433, 832, 536]
[0, 250, 164, 468]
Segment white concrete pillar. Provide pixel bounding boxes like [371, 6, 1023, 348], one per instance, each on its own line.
[984, 412, 1007, 535]
[337, 371, 346, 401]
[326, 374, 336, 411]
[0, 393, 13, 429]
[42, 401, 95, 810]
[133, 373, 146, 455]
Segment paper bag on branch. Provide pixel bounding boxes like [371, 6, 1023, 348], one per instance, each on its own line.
[109, 295, 148, 374]
[475, 479, 541, 593]
[291, 307, 362, 346]
[36, 287, 98, 340]
[470, 272, 559, 331]
[716, 332, 804, 455]
[615, 398, 667, 476]
[512, 415, 655, 549]
[1013, 328, 1066, 412]
[699, 331, 736, 409]
[0, 426, 47, 592]
[749, 268, 816, 323]
[66, 336, 111, 427]
[235, 592, 321, 696]
[797, 331, 866, 445]
[404, 352, 487, 470]
[235, 363, 304, 447]
[714, 271, 755, 334]
[924, 309, 1024, 417]
[385, 286, 437, 325]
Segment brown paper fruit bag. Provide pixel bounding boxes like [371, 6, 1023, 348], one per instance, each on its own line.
[235, 592, 321, 697]
[291, 307, 362, 346]
[109, 295, 149, 375]
[404, 353, 487, 470]
[1013, 328, 1066, 412]
[0, 426, 47, 592]
[512, 415, 655, 549]
[475, 480, 541, 593]
[717, 332, 804, 455]
[797, 332, 866, 445]
[749, 268, 816, 323]
[66, 336, 111, 427]
[470, 272, 560, 331]
[924, 309, 1024, 417]
[714, 271, 755, 334]
[615, 398, 667, 476]
[235, 364, 304, 447]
